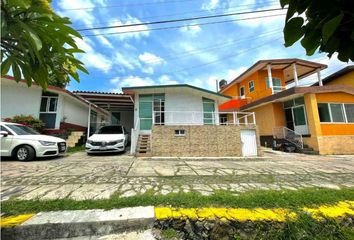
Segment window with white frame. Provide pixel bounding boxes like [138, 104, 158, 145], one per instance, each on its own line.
[174, 129, 186, 136]
[248, 81, 254, 92]
[40, 96, 58, 113]
[317, 103, 354, 123]
[239, 86, 245, 98]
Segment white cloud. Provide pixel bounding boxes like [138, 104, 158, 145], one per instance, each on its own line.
[180, 24, 202, 35]
[114, 52, 137, 70]
[138, 52, 164, 65]
[57, 0, 106, 26]
[142, 66, 154, 75]
[202, 0, 219, 10]
[227, 67, 248, 81]
[158, 75, 179, 85]
[120, 76, 155, 87]
[105, 16, 150, 40]
[74, 37, 112, 73]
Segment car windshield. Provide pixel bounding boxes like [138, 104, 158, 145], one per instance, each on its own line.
[6, 124, 40, 135]
[97, 126, 123, 134]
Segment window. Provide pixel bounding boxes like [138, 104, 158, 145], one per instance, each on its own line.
[248, 81, 254, 92]
[97, 126, 123, 134]
[175, 129, 185, 136]
[318, 103, 331, 122]
[345, 104, 354, 122]
[239, 86, 245, 97]
[266, 77, 282, 91]
[40, 97, 58, 113]
[283, 97, 305, 109]
[317, 103, 354, 123]
[203, 97, 215, 125]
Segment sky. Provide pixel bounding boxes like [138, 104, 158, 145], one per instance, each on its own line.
[52, 0, 353, 93]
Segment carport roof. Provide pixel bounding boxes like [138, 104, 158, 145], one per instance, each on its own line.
[73, 91, 134, 112]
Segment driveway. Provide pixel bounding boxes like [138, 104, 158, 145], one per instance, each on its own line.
[1, 150, 354, 200]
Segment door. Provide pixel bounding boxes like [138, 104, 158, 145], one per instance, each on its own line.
[0, 125, 13, 156]
[240, 130, 257, 156]
[111, 112, 121, 125]
[292, 106, 309, 135]
[285, 108, 294, 130]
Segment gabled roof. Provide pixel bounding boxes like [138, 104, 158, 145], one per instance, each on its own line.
[122, 84, 231, 100]
[312, 65, 354, 86]
[220, 58, 327, 93]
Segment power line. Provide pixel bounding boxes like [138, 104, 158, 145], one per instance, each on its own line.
[72, 0, 280, 28]
[83, 13, 286, 37]
[77, 7, 286, 32]
[61, 0, 196, 11]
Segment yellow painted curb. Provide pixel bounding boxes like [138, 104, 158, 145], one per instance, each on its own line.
[303, 201, 354, 220]
[155, 201, 354, 222]
[155, 207, 297, 222]
[1, 214, 35, 228]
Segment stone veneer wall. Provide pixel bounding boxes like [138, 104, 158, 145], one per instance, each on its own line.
[317, 135, 354, 155]
[151, 125, 260, 157]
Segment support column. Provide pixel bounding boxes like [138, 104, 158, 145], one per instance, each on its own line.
[317, 69, 323, 86]
[304, 94, 322, 152]
[267, 64, 274, 94]
[292, 63, 298, 86]
[87, 103, 91, 137]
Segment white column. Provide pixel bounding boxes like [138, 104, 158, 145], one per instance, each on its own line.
[87, 103, 91, 137]
[267, 64, 274, 94]
[317, 69, 323, 86]
[292, 63, 299, 86]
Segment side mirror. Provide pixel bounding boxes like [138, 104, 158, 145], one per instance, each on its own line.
[0, 131, 9, 137]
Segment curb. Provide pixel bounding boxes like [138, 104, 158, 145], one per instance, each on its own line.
[1, 201, 354, 240]
[1, 206, 154, 240]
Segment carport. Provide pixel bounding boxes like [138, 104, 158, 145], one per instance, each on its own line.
[73, 91, 134, 136]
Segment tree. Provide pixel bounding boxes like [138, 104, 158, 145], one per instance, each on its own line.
[1, 0, 88, 88]
[282, 0, 354, 62]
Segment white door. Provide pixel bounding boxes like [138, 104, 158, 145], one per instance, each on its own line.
[241, 130, 257, 157]
[292, 105, 309, 135]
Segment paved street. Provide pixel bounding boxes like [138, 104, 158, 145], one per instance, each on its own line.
[1, 150, 354, 200]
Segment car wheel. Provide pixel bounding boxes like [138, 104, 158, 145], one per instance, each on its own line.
[16, 145, 35, 161]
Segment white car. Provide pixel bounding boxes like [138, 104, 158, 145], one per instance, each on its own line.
[86, 125, 128, 154]
[0, 122, 67, 161]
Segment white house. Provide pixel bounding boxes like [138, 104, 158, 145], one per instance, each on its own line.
[1, 76, 109, 133]
[122, 84, 259, 157]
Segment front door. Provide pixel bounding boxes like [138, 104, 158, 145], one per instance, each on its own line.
[293, 105, 309, 135]
[241, 130, 257, 156]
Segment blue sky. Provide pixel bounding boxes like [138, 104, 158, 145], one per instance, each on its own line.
[53, 0, 352, 92]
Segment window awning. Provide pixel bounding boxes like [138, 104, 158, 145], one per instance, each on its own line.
[219, 99, 248, 112]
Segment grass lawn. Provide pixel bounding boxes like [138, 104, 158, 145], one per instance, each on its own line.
[2, 188, 354, 216]
[66, 145, 85, 154]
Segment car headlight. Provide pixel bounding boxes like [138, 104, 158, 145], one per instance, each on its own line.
[39, 140, 56, 146]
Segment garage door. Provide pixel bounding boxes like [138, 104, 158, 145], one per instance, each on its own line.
[240, 130, 257, 157]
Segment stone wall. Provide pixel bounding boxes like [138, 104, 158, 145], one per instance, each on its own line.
[317, 135, 354, 155]
[151, 125, 260, 157]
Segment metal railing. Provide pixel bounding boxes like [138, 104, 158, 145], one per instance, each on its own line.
[130, 118, 140, 154]
[152, 111, 256, 126]
[273, 126, 303, 149]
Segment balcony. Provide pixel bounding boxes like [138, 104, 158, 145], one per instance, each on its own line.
[152, 111, 256, 126]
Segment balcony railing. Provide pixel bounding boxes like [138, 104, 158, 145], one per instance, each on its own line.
[152, 111, 256, 126]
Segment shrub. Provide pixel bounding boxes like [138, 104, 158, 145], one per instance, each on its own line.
[4, 115, 45, 132]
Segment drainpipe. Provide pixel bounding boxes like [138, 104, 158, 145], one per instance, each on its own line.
[267, 64, 274, 94]
[87, 103, 91, 138]
[317, 69, 323, 86]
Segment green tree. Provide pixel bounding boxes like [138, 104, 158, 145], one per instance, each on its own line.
[1, 0, 88, 88]
[282, 0, 354, 62]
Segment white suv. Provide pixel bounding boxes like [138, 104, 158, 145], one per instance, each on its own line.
[0, 122, 67, 161]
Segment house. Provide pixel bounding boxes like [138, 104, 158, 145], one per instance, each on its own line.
[219, 59, 354, 155]
[1, 76, 109, 137]
[122, 84, 259, 157]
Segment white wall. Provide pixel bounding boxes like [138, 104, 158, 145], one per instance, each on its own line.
[1, 79, 42, 119]
[112, 111, 134, 130]
[62, 95, 89, 127]
[165, 91, 205, 125]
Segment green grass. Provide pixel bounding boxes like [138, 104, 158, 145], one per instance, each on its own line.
[66, 145, 85, 154]
[2, 188, 354, 216]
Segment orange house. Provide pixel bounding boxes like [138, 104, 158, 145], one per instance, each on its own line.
[219, 59, 354, 155]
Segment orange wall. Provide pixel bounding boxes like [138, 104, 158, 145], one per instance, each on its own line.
[324, 71, 354, 87]
[316, 92, 354, 136]
[222, 69, 285, 107]
[252, 102, 285, 136]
